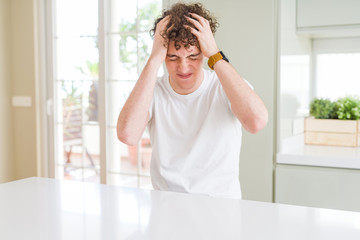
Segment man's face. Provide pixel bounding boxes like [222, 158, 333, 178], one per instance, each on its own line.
[165, 41, 204, 95]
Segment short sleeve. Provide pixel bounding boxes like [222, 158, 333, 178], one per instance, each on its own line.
[148, 77, 162, 122]
[244, 78, 254, 90]
[148, 97, 153, 122]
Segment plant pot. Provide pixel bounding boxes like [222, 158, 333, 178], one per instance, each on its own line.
[304, 117, 360, 147]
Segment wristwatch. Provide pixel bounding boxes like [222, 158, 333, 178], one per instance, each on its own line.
[207, 51, 229, 70]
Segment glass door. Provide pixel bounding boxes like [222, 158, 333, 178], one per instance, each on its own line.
[51, 0, 162, 187]
[54, 0, 100, 182]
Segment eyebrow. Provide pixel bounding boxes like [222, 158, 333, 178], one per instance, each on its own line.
[167, 54, 179, 58]
[188, 53, 201, 58]
[166, 53, 201, 58]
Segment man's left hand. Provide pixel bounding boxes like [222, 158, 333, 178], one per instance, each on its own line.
[185, 13, 219, 58]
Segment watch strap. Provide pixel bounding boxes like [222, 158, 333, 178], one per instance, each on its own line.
[207, 51, 229, 70]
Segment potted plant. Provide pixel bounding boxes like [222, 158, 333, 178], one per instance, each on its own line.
[305, 96, 360, 147]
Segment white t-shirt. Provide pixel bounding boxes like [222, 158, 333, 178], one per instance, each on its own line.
[148, 69, 243, 199]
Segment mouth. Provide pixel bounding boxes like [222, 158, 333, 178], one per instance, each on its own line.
[177, 73, 193, 79]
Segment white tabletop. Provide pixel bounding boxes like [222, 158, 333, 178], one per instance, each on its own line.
[1, 177, 360, 240]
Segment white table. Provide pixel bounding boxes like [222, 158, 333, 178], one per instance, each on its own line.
[1, 177, 360, 240]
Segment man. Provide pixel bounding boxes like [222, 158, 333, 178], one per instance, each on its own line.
[117, 3, 268, 199]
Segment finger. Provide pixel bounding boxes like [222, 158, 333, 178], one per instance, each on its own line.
[167, 23, 175, 33]
[162, 15, 170, 21]
[185, 16, 202, 30]
[158, 15, 170, 28]
[157, 16, 171, 34]
[189, 13, 207, 25]
[184, 24, 199, 37]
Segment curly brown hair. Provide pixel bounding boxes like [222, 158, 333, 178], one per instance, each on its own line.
[150, 2, 219, 50]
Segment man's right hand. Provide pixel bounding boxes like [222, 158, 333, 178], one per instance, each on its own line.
[150, 15, 171, 62]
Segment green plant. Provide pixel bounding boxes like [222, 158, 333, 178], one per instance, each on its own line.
[335, 96, 360, 120]
[309, 98, 337, 119]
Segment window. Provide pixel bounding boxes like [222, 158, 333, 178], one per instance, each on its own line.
[315, 53, 360, 100]
[313, 37, 360, 100]
[279, 55, 310, 141]
[280, 55, 310, 116]
[51, 0, 162, 187]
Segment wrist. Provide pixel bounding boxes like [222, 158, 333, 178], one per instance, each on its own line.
[207, 48, 220, 58]
[207, 51, 229, 70]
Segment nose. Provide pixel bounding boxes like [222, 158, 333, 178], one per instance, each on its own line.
[177, 59, 189, 73]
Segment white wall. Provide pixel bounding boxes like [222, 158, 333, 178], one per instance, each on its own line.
[164, 0, 277, 202]
[0, 0, 14, 183]
[0, 0, 41, 184]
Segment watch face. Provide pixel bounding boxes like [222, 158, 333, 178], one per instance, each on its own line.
[220, 51, 229, 62]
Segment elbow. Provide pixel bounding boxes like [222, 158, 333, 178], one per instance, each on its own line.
[117, 126, 139, 146]
[245, 111, 268, 134]
[249, 118, 268, 134]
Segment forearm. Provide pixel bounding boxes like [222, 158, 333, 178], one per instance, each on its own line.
[117, 56, 162, 145]
[214, 60, 268, 134]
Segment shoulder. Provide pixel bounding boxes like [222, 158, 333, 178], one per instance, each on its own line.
[154, 75, 167, 92]
[202, 69, 231, 108]
[203, 69, 222, 92]
[201, 69, 221, 92]
[154, 74, 175, 100]
[203, 68, 218, 82]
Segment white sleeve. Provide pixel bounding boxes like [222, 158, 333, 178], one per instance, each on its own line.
[148, 97, 153, 122]
[244, 78, 254, 90]
[148, 77, 161, 122]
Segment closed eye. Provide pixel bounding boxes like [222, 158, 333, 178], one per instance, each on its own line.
[188, 53, 201, 60]
[189, 56, 199, 60]
[167, 54, 179, 61]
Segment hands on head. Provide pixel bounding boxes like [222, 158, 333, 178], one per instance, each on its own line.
[151, 6, 219, 62]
